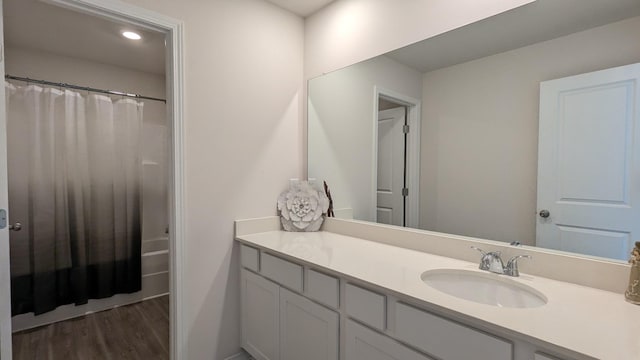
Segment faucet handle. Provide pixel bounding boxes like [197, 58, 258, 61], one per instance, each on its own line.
[505, 255, 532, 277]
[470, 246, 489, 270]
[471, 246, 501, 257]
[470, 246, 486, 256]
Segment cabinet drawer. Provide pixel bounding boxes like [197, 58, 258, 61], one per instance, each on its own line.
[345, 283, 386, 331]
[346, 320, 433, 360]
[240, 244, 260, 272]
[261, 253, 303, 292]
[395, 302, 512, 360]
[307, 269, 339, 309]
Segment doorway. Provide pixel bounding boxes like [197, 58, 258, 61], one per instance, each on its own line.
[373, 87, 421, 228]
[0, 0, 185, 359]
[376, 102, 407, 226]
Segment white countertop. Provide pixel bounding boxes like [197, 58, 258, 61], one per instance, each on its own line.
[236, 230, 640, 360]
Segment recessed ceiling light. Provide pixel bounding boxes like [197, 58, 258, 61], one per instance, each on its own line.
[122, 31, 142, 40]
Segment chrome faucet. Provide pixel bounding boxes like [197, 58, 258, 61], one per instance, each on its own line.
[471, 246, 531, 277]
[504, 255, 532, 277]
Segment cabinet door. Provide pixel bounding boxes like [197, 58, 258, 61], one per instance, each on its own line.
[345, 320, 433, 360]
[280, 288, 339, 360]
[241, 269, 280, 360]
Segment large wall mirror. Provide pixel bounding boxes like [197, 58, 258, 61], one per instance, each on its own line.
[308, 0, 640, 262]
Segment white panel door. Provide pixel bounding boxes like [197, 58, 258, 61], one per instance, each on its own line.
[377, 107, 405, 226]
[279, 288, 338, 360]
[537, 63, 640, 260]
[241, 269, 280, 360]
[0, 0, 13, 357]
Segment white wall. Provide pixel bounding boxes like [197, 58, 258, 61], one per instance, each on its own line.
[304, 0, 535, 79]
[420, 16, 640, 245]
[104, 0, 305, 358]
[308, 55, 422, 221]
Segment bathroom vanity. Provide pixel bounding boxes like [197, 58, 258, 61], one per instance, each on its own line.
[235, 217, 640, 360]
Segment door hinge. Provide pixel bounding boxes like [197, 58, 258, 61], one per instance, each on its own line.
[402, 188, 409, 196]
[403, 124, 410, 134]
[0, 209, 6, 229]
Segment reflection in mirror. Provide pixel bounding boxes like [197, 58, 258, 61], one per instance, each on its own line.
[308, 0, 640, 261]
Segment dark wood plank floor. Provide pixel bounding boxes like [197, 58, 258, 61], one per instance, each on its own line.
[12, 296, 169, 360]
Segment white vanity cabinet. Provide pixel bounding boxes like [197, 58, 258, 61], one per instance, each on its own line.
[240, 247, 339, 360]
[238, 243, 574, 360]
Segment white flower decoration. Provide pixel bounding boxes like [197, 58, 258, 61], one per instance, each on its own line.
[277, 181, 329, 232]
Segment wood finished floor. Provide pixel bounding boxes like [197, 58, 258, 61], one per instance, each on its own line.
[12, 296, 169, 360]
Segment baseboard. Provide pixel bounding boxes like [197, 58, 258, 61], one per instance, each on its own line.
[224, 350, 251, 360]
[12, 289, 169, 333]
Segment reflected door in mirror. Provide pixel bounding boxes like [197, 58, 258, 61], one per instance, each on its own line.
[537, 63, 640, 260]
[377, 107, 406, 226]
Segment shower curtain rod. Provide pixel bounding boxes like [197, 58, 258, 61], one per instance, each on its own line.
[5, 74, 167, 103]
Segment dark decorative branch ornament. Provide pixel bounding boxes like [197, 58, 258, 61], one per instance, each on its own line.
[324, 181, 335, 218]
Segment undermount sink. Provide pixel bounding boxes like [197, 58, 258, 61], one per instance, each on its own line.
[421, 269, 547, 308]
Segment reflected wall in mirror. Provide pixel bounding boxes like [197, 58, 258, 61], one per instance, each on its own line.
[308, 0, 640, 262]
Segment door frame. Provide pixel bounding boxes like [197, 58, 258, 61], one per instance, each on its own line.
[1, 0, 186, 359]
[0, 1, 10, 357]
[372, 86, 421, 228]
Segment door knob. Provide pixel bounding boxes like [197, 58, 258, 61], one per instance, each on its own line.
[539, 210, 550, 218]
[9, 222, 22, 231]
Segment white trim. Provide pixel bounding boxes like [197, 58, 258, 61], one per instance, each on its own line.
[371, 92, 380, 222]
[372, 86, 421, 228]
[34, 1, 186, 359]
[0, 1, 12, 358]
[12, 290, 170, 333]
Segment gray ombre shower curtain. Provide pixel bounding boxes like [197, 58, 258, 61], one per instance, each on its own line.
[6, 82, 143, 315]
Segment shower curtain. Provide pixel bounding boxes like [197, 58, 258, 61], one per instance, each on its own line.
[6, 82, 143, 316]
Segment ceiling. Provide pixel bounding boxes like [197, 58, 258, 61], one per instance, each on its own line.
[386, 0, 640, 73]
[7, 0, 635, 78]
[3, 0, 166, 75]
[2, 0, 331, 75]
[264, 0, 335, 17]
